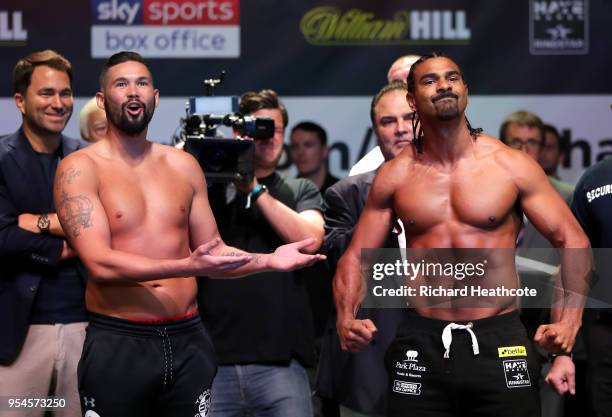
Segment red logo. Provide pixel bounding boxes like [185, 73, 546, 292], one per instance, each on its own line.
[143, 0, 239, 25]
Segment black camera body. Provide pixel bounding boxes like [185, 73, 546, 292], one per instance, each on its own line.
[181, 76, 275, 183]
[184, 137, 255, 183]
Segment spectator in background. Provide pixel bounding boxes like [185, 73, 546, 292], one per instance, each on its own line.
[290, 121, 339, 193]
[571, 156, 612, 417]
[539, 124, 569, 181]
[317, 81, 414, 417]
[290, 120, 340, 417]
[386, 54, 421, 83]
[199, 89, 325, 417]
[350, 54, 420, 176]
[79, 97, 107, 142]
[0, 49, 88, 417]
[500, 111, 574, 202]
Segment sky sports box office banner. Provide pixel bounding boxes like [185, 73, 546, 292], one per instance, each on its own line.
[1, 0, 611, 183]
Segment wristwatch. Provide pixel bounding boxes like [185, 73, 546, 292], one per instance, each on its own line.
[37, 214, 50, 234]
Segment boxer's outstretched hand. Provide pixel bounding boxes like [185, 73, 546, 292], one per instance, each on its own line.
[191, 238, 251, 273]
[267, 238, 326, 272]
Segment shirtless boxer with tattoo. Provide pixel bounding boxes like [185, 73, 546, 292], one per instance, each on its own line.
[53, 51, 324, 417]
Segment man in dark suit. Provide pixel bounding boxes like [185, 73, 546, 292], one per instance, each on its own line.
[317, 81, 414, 417]
[0, 50, 88, 417]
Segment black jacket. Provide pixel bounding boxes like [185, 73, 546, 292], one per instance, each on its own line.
[318, 170, 407, 415]
[0, 128, 88, 364]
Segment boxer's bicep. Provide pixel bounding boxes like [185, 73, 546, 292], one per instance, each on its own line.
[516, 153, 584, 248]
[54, 155, 112, 261]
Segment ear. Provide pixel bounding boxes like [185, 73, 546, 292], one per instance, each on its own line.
[406, 92, 416, 112]
[322, 144, 329, 159]
[96, 91, 105, 111]
[13, 92, 26, 115]
[154, 88, 160, 108]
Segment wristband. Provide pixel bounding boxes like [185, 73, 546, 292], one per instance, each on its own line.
[245, 184, 268, 209]
[548, 352, 573, 362]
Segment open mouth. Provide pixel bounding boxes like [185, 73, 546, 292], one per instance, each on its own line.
[125, 101, 144, 117]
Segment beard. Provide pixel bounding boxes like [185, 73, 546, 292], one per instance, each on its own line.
[432, 92, 461, 121]
[105, 96, 155, 136]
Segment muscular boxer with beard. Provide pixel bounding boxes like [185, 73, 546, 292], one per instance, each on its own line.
[54, 51, 324, 417]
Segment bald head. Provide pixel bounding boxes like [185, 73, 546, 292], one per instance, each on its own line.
[387, 55, 420, 83]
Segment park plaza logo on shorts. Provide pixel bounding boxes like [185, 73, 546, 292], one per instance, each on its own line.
[502, 359, 532, 388]
[195, 388, 211, 417]
[394, 349, 427, 394]
[395, 349, 427, 373]
[497, 345, 527, 358]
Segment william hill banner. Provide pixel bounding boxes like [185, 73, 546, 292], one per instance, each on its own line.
[0, 0, 610, 96]
[300, 7, 471, 45]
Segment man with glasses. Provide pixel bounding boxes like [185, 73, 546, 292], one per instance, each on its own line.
[499, 110, 573, 204]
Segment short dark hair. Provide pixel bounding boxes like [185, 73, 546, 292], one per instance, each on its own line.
[499, 110, 544, 144]
[13, 50, 72, 95]
[239, 89, 288, 129]
[543, 123, 569, 152]
[406, 52, 466, 94]
[370, 81, 409, 126]
[290, 121, 327, 146]
[99, 51, 151, 89]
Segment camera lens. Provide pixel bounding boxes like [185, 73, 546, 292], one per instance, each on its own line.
[203, 148, 228, 172]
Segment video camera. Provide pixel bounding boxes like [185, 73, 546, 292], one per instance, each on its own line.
[181, 72, 275, 183]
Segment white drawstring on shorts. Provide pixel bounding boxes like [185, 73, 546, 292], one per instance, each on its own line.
[441, 322, 480, 359]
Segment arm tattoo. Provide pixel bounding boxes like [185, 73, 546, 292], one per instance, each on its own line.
[57, 191, 93, 238]
[54, 165, 81, 191]
[222, 251, 245, 257]
[222, 251, 261, 264]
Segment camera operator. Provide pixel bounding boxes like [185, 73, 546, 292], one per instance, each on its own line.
[198, 89, 325, 417]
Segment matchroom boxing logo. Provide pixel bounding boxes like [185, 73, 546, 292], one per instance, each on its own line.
[90, 0, 240, 58]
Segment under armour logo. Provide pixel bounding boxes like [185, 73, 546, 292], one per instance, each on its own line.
[83, 397, 96, 408]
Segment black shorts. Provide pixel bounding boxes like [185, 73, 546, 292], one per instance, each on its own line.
[78, 312, 217, 417]
[385, 311, 541, 417]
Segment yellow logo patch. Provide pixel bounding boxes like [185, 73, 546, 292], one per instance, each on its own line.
[498, 346, 527, 357]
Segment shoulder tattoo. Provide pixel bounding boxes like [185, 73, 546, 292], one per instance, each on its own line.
[54, 165, 81, 191]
